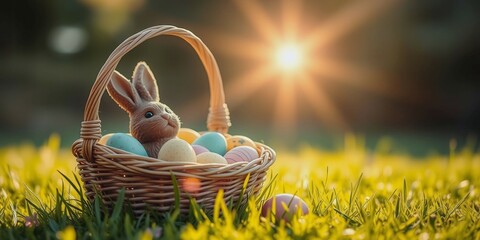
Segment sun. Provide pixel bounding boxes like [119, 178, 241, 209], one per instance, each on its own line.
[276, 44, 302, 71]
[186, 0, 402, 134]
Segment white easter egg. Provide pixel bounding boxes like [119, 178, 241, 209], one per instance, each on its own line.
[158, 139, 196, 163]
[196, 152, 227, 164]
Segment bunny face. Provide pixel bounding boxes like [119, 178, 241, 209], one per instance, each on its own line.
[130, 102, 180, 144]
[106, 62, 181, 157]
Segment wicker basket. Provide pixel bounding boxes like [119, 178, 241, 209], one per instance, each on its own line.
[71, 25, 276, 216]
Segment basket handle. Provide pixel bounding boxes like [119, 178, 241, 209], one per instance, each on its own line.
[80, 25, 231, 162]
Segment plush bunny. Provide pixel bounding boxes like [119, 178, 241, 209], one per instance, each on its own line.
[107, 62, 181, 158]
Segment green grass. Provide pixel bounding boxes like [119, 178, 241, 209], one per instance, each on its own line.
[0, 134, 479, 239]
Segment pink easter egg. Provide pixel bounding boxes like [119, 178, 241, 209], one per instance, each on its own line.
[224, 146, 259, 164]
[191, 144, 209, 155]
[261, 194, 309, 222]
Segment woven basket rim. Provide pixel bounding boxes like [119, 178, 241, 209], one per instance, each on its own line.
[73, 139, 276, 178]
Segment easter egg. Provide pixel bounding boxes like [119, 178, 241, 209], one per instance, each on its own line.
[158, 139, 196, 163]
[106, 133, 148, 156]
[261, 194, 309, 222]
[196, 152, 227, 164]
[227, 135, 256, 151]
[192, 145, 209, 155]
[224, 146, 259, 164]
[192, 132, 227, 155]
[177, 128, 201, 144]
[98, 133, 114, 145]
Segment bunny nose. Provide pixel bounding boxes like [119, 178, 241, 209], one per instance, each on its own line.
[160, 113, 171, 120]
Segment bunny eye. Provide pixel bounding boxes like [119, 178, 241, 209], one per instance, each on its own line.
[144, 111, 154, 118]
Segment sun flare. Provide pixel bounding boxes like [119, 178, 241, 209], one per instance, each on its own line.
[185, 0, 402, 135]
[276, 44, 302, 71]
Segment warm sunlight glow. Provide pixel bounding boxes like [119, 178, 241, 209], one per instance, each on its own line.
[276, 44, 302, 70]
[184, 0, 402, 134]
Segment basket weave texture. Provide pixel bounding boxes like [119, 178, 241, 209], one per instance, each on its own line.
[71, 25, 276, 216]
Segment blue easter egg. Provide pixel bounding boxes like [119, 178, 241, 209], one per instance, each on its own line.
[192, 132, 227, 155]
[106, 133, 148, 156]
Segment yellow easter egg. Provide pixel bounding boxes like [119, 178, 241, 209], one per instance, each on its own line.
[196, 152, 227, 164]
[226, 135, 256, 151]
[98, 133, 114, 145]
[177, 128, 201, 144]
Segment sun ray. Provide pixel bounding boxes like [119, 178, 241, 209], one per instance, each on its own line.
[307, 58, 371, 83]
[272, 75, 297, 136]
[308, 58, 438, 110]
[202, 30, 270, 61]
[304, 0, 401, 50]
[179, 66, 277, 122]
[297, 72, 348, 130]
[232, 0, 280, 44]
[281, 0, 302, 40]
[225, 66, 278, 108]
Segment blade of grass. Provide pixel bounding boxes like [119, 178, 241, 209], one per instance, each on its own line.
[395, 193, 401, 219]
[110, 188, 125, 223]
[213, 189, 224, 224]
[333, 207, 360, 226]
[94, 195, 102, 227]
[234, 173, 250, 211]
[348, 173, 363, 214]
[446, 192, 471, 219]
[170, 172, 181, 212]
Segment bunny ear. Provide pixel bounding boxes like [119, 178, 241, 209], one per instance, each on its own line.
[132, 62, 160, 102]
[107, 71, 138, 113]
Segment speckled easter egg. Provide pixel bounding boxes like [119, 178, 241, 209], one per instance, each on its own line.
[158, 139, 196, 163]
[224, 146, 259, 164]
[106, 133, 148, 156]
[177, 128, 201, 144]
[192, 132, 227, 155]
[226, 135, 257, 151]
[196, 152, 227, 164]
[261, 194, 309, 222]
[191, 145, 209, 155]
[98, 133, 114, 145]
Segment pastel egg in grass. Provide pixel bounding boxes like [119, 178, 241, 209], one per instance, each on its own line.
[192, 132, 227, 155]
[158, 139, 196, 163]
[196, 152, 227, 164]
[227, 135, 256, 151]
[261, 194, 309, 222]
[224, 146, 259, 164]
[177, 128, 201, 144]
[106, 133, 148, 156]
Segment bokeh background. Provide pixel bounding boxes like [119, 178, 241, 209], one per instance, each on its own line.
[1, 0, 479, 155]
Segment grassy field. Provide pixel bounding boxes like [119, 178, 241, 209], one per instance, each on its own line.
[0, 134, 479, 239]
